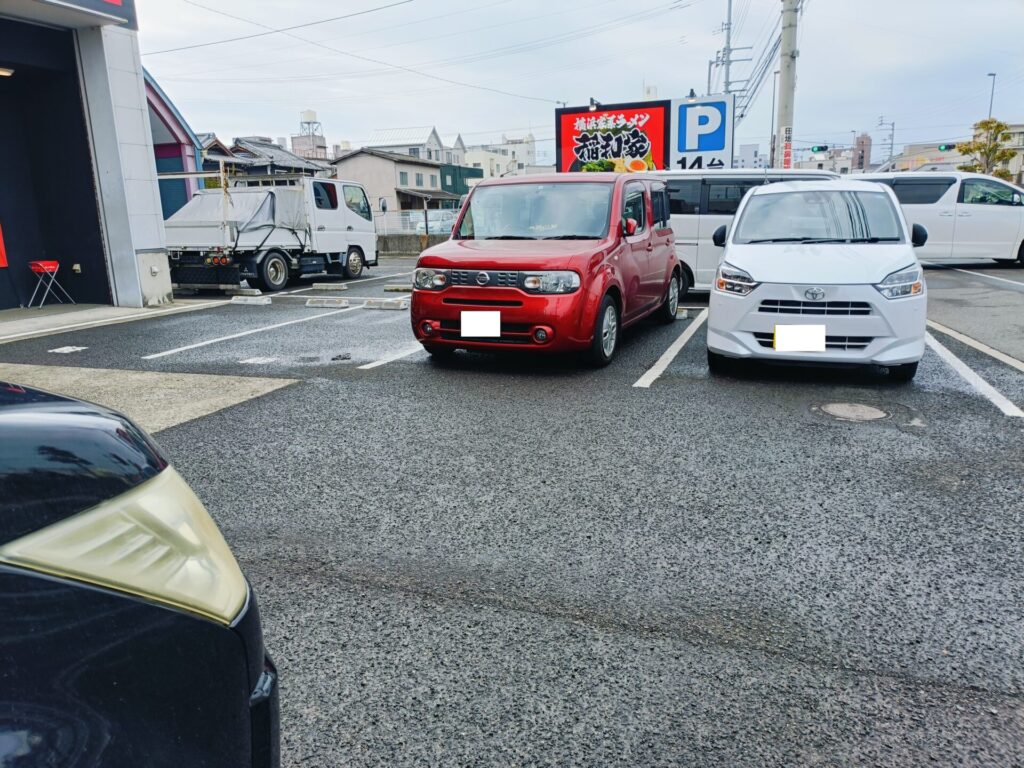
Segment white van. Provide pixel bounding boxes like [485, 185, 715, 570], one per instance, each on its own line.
[166, 177, 378, 292]
[859, 171, 1024, 264]
[650, 169, 839, 293]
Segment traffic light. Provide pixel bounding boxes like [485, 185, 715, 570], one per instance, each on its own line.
[938, 144, 955, 151]
[810, 145, 829, 152]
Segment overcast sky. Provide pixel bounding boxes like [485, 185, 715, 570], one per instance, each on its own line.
[136, 0, 1024, 164]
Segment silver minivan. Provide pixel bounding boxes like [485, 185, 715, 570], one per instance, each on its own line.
[650, 168, 839, 294]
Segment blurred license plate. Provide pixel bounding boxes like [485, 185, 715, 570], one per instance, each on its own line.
[461, 311, 501, 337]
[774, 324, 825, 352]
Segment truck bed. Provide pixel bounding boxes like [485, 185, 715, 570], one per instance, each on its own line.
[165, 187, 308, 252]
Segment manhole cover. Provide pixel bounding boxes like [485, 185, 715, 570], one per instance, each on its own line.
[820, 402, 889, 421]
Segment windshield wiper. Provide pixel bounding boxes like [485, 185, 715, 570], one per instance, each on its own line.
[485, 235, 540, 240]
[539, 234, 597, 240]
[746, 237, 820, 243]
[847, 237, 901, 243]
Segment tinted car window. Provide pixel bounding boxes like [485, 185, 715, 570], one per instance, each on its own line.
[313, 182, 337, 210]
[890, 179, 956, 204]
[706, 180, 762, 216]
[667, 179, 700, 215]
[733, 190, 903, 243]
[651, 184, 669, 228]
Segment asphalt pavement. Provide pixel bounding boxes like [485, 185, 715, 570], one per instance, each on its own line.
[1, 258, 1023, 766]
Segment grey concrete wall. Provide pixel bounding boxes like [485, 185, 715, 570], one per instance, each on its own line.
[377, 234, 447, 257]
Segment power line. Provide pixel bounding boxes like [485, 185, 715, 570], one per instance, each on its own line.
[143, 0, 414, 56]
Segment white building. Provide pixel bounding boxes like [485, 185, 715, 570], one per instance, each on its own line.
[0, 0, 171, 310]
[465, 148, 519, 179]
[330, 148, 460, 215]
[795, 148, 855, 174]
[364, 126, 445, 162]
[733, 144, 766, 169]
[466, 133, 537, 175]
[439, 133, 466, 166]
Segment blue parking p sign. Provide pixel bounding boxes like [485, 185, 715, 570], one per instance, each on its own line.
[670, 93, 734, 170]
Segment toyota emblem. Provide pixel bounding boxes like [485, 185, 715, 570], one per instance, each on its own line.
[475, 271, 490, 286]
[804, 287, 825, 301]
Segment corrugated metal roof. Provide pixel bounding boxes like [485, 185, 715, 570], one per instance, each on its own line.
[232, 137, 326, 171]
[332, 148, 442, 168]
[365, 126, 438, 147]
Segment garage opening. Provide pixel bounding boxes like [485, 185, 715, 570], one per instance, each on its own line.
[0, 17, 108, 310]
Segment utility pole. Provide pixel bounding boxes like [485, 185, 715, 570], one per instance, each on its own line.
[724, 0, 733, 94]
[769, 70, 779, 167]
[878, 116, 895, 167]
[775, 0, 800, 168]
[987, 72, 997, 118]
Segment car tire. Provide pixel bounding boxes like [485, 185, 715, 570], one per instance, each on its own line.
[678, 269, 691, 301]
[707, 349, 738, 376]
[256, 251, 289, 292]
[424, 344, 455, 360]
[342, 248, 364, 279]
[888, 361, 918, 383]
[587, 294, 620, 367]
[655, 272, 680, 324]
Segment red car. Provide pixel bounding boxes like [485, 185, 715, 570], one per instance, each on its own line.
[410, 173, 681, 366]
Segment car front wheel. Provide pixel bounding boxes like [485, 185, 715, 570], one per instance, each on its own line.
[888, 361, 918, 383]
[587, 295, 620, 367]
[343, 248, 364, 279]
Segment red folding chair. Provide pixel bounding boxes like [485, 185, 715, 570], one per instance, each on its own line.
[27, 261, 75, 308]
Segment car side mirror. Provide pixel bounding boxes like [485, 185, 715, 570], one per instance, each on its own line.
[622, 218, 638, 237]
[712, 224, 727, 247]
[911, 223, 928, 248]
[1013, 192, 1023, 206]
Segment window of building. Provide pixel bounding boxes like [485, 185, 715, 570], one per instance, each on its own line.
[313, 181, 338, 210]
[343, 185, 372, 221]
[399, 171, 408, 185]
[430, 174, 437, 187]
[408, 148, 419, 158]
[518, 163, 524, 169]
[666, 179, 700, 215]
[472, 163, 481, 168]
[415, 173, 424, 187]
[426, 149, 432, 159]
[445, 174, 452, 186]
[622, 184, 646, 232]
[446, 152, 452, 163]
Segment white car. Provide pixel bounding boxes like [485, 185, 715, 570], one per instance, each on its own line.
[859, 171, 1024, 265]
[706, 180, 928, 382]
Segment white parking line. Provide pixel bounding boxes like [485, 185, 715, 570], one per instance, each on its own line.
[288, 271, 412, 293]
[935, 266, 1024, 289]
[632, 309, 709, 389]
[925, 333, 1023, 418]
[0, 300, 228, 344]
[357, 345, 423, 370]
[142, 306, 360, 360]
[927, 320, 1024, 374]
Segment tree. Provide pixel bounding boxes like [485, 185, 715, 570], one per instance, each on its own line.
[957, 119, 1017, 181]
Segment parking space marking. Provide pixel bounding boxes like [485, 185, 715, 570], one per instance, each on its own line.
[357, 344, 424, 370]
[287, 271, 413, 294]
[925, 333, 1023, 418]
[927, 265, 1024, 290]
[142, 306, 360, 360]
[239, 357, 278, 365]
[927, 320, 1024, 375]
[0, 300, 228, 344]
[632, 309, 709, 389]
[49, 346, 88, 354]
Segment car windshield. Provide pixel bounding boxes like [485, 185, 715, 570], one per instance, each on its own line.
[457, 182, 613, 240]
[732, 189, 904, 244]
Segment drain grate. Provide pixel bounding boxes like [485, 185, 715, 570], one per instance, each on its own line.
[818, 402, 889, 422]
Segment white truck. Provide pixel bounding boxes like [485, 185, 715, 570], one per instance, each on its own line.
[165, 177, 378, 292]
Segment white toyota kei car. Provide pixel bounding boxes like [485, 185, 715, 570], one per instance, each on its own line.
[706, 180, 928, 382]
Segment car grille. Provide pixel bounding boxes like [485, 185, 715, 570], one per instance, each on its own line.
[449, 269, 519, 287]
[438, 319, 533, 344]
[759, 300, 871, 316]
[753, 332, 874, 351]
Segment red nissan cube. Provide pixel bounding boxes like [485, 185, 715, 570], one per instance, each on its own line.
[410, 173, 681, 366]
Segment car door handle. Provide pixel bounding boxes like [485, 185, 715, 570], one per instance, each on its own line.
[316, 225, 326, 231]
[346, 225, 354, 231]
[938, 211, 954, 217]
[645, 243, 654, 252]
[957, 212, 971, 217]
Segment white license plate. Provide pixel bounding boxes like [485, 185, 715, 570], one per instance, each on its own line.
[774, 324, 826, 352]
[460, 311, 501, 338]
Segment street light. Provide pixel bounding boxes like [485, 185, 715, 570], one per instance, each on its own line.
[987, 72, 997, 119]
[588, 97, 601, 112]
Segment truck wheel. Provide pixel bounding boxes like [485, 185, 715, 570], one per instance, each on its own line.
[343, 248, 364, 279]
[256, 252, 289, 292]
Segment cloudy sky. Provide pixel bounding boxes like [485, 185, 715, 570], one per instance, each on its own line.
[136, 0, 1024, 164]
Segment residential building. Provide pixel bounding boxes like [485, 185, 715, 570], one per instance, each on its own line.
[795, 147, 855, 174]
[878, 142, 966, 173]
[0, 0, 172, 310]
[330, 148, 461, 215]
[465, 132, 538, 176]
[440, 164, 484, 198]
[465, 147, 519, 178]
[852, 133, 872, 172]
[440, 133, 466, 166]
[197, 134, 331, 180]
[990, 122, 1023, 183]
[364, 126, 446, 161]
[733, 143, 766, 169]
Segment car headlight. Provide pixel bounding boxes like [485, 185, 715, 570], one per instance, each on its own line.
[519, 271, 581, 294]
[715, 263, 759, 295]
[0, 467, 248, 625]
[874, 265, 922, 299]
[413, 267, 448, 290]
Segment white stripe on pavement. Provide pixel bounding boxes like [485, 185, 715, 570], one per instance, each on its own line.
[357, 345, 423, 370]
[925, 332, 1023, 418]
[632, 309, 708, 388]
[287, 271, 413, 293]
[142, 306, 360, 359]
[944, 267, 1024, 289]
[0, 300, 228, 344]
[927, 320, 1024, 375]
